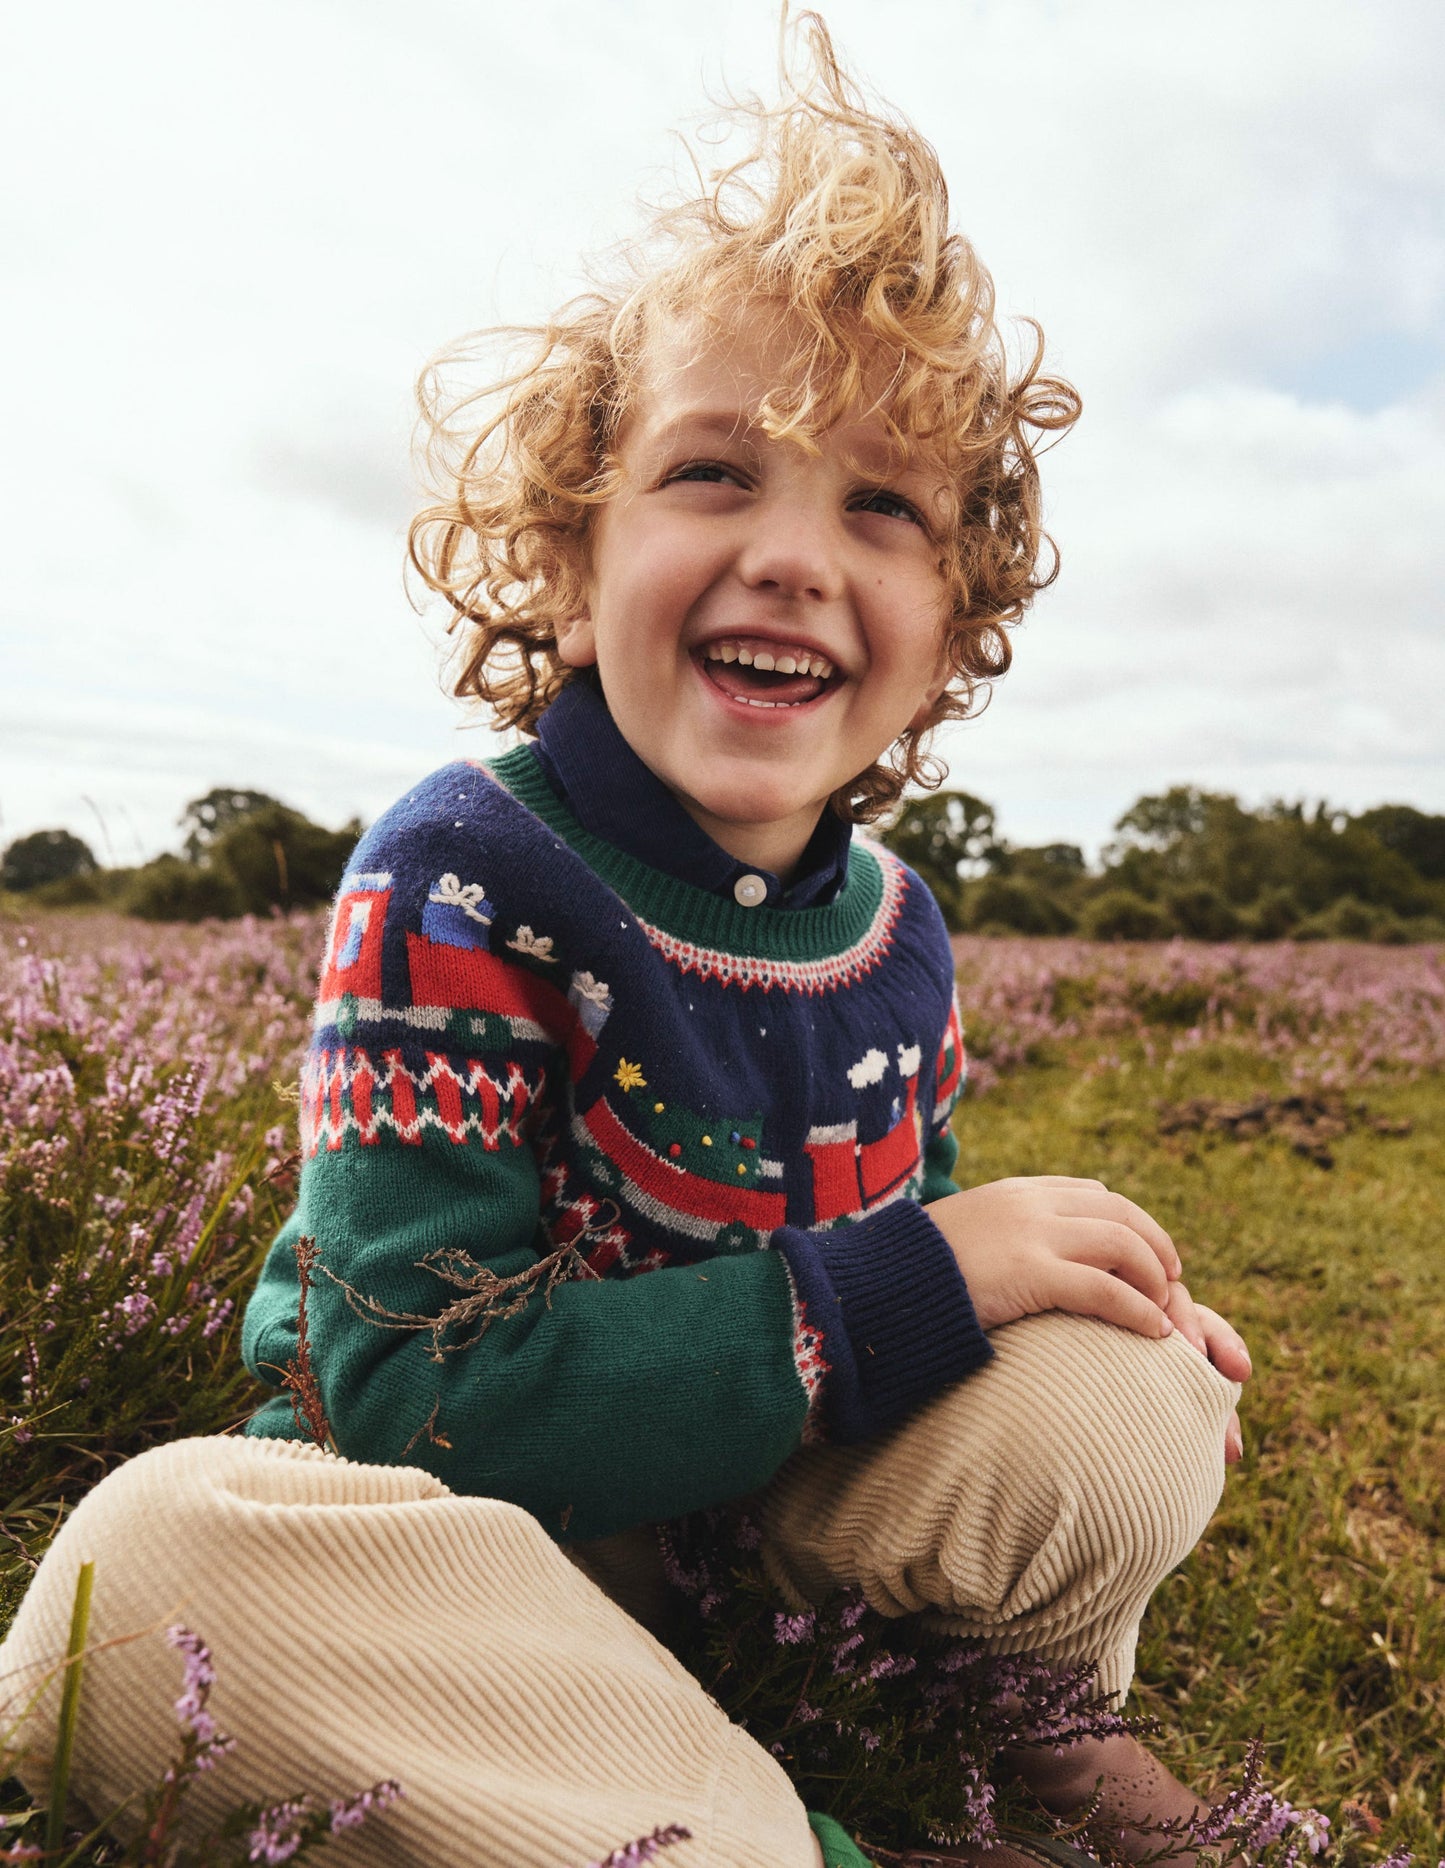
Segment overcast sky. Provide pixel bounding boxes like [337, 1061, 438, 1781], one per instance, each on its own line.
[4, 0, 1443, 863]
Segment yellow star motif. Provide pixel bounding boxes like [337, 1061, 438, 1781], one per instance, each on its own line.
[614, 1059, 647, 1093]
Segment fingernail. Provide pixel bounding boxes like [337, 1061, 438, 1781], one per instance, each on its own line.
[1160, 1316, 1173, 1335]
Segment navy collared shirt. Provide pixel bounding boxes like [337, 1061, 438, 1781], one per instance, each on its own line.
[532, 679, 853, 910]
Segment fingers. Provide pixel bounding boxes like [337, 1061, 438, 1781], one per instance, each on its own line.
[1194, 1303, 1253, 1382]
[1165, 1280, 1210, 1355]
[1015, 1176, 1109, 1191]
[1059, 1188, 1181, 1279]
[1048, 1261, 1173, 1341]
[1057, 1220, 1173, 1308]
[1225, 1408, 1244, 1464]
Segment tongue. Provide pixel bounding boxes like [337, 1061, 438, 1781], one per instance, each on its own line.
[703, 660, 826, 706]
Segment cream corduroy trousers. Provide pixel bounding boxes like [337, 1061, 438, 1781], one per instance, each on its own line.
[0, 1315, 1239, 1868]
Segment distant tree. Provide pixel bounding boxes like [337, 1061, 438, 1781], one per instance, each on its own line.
[127, 856, 241, 922]
[878, 791, 998, 923]
[179, 787, 285, 862]
[1103, 788, 1264, 902]
[964, 875, 1076, 935]
[1165, 885, 1242, 942]
[1242, 888, 1303, 940]
[1109, 787, 1219, 851]
[128, 792, 361, 920]
[1081, 889, 1172, 942]
[1, 829, 97, 892]
[209, 804, 358, 914]
[1101, 787, 1437, 920]
[991, 842, 1087, 883]
[1353, 805, 1445, 882]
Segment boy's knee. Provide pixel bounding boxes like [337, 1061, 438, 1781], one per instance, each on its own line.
[762, 1310, 1238, 1625]
[985, 1311, 1239, 1593]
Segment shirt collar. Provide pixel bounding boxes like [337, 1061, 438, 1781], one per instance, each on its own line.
[532, 679, 852, 911]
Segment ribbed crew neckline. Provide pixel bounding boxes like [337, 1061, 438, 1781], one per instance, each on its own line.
[486, 744, 889, 966]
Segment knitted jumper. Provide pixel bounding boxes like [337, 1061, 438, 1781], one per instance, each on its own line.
[241, 748, 991, 1542]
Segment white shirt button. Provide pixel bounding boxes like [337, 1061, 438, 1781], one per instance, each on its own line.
[733, 873, 767, 908]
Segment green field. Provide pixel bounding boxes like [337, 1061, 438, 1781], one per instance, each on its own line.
[960, 1047, 1445, 1849]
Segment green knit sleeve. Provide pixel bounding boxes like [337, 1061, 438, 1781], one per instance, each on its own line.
[241, 1059, 812, 1542]
[807, 1813, 877, 1868]
[918, 981, 965, 1204]
[918, 1119, 961, 1205]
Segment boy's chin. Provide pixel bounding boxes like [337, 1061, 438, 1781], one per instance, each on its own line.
[681, 781, 825, 839]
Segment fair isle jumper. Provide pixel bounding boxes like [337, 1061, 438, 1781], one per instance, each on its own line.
[241, 747, 991, 1542]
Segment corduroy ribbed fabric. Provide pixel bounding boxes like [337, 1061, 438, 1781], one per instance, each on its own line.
[0, 1437, 818, 1867]
[0, 1315, 1238, 1862]
[761, 1312, 1242, 1702]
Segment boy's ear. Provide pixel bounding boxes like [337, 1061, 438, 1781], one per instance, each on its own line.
[908, 636, 954, 732]
[554, 608, 599, 669]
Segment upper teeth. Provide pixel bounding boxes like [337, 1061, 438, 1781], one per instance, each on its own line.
[703, 641, 835, 679]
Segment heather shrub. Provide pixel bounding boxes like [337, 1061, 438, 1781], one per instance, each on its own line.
[0, 913, 319, 1624]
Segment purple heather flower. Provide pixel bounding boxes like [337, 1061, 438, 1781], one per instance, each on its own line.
[1296, 1812, 1331, 1857]
[831, 1632, 864, 1673]
[328, 1778, 403, 1832]
[117, 1290, 157, 1334]
[584, 1824, 692, 1868]
[773, 1609, 816, 1645]
[165, 1624, 234, 1766]
[247, 1796, 309, 1863]
[866, 1652, 917, 1682]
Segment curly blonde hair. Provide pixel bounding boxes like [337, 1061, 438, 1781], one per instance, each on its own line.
[408, 12, 1079, 823]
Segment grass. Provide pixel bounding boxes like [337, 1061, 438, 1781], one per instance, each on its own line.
[956, 1041, 1445, 1851]
[1, 911, 1441, 1860]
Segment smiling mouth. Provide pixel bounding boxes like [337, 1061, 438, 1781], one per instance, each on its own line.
[697, 637, 840, 709]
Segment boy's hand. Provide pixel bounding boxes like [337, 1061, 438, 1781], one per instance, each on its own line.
[931, 1175, 1182, 1339]
[1164, 1280, 1251, 1463]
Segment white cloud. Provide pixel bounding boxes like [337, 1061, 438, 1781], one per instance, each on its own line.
[2, 0, 1442, 861]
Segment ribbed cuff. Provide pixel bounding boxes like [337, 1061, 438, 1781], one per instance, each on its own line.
[775, 1201, 992, 1444]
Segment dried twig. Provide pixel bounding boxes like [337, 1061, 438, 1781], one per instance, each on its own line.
[321, 1237, 604, 1363]
[401, 1396, 453, 1456]
[269, 1235, 334, 1452]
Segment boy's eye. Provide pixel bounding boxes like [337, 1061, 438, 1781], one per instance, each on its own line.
[854, 488, 924, 527]
[664, 460, 740, 487]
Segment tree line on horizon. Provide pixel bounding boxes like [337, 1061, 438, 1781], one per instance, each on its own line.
[3, 783, 1444, 943]
[0, 789, 358, 922]
[880, 786, 1445, 943]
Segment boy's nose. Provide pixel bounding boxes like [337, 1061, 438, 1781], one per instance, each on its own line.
[735, 498, 846, 604]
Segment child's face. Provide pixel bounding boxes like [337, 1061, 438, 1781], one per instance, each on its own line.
[556, 311, 953, 879]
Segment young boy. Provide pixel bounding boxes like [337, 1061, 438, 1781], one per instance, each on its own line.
[1, 18, 1248, 1867]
